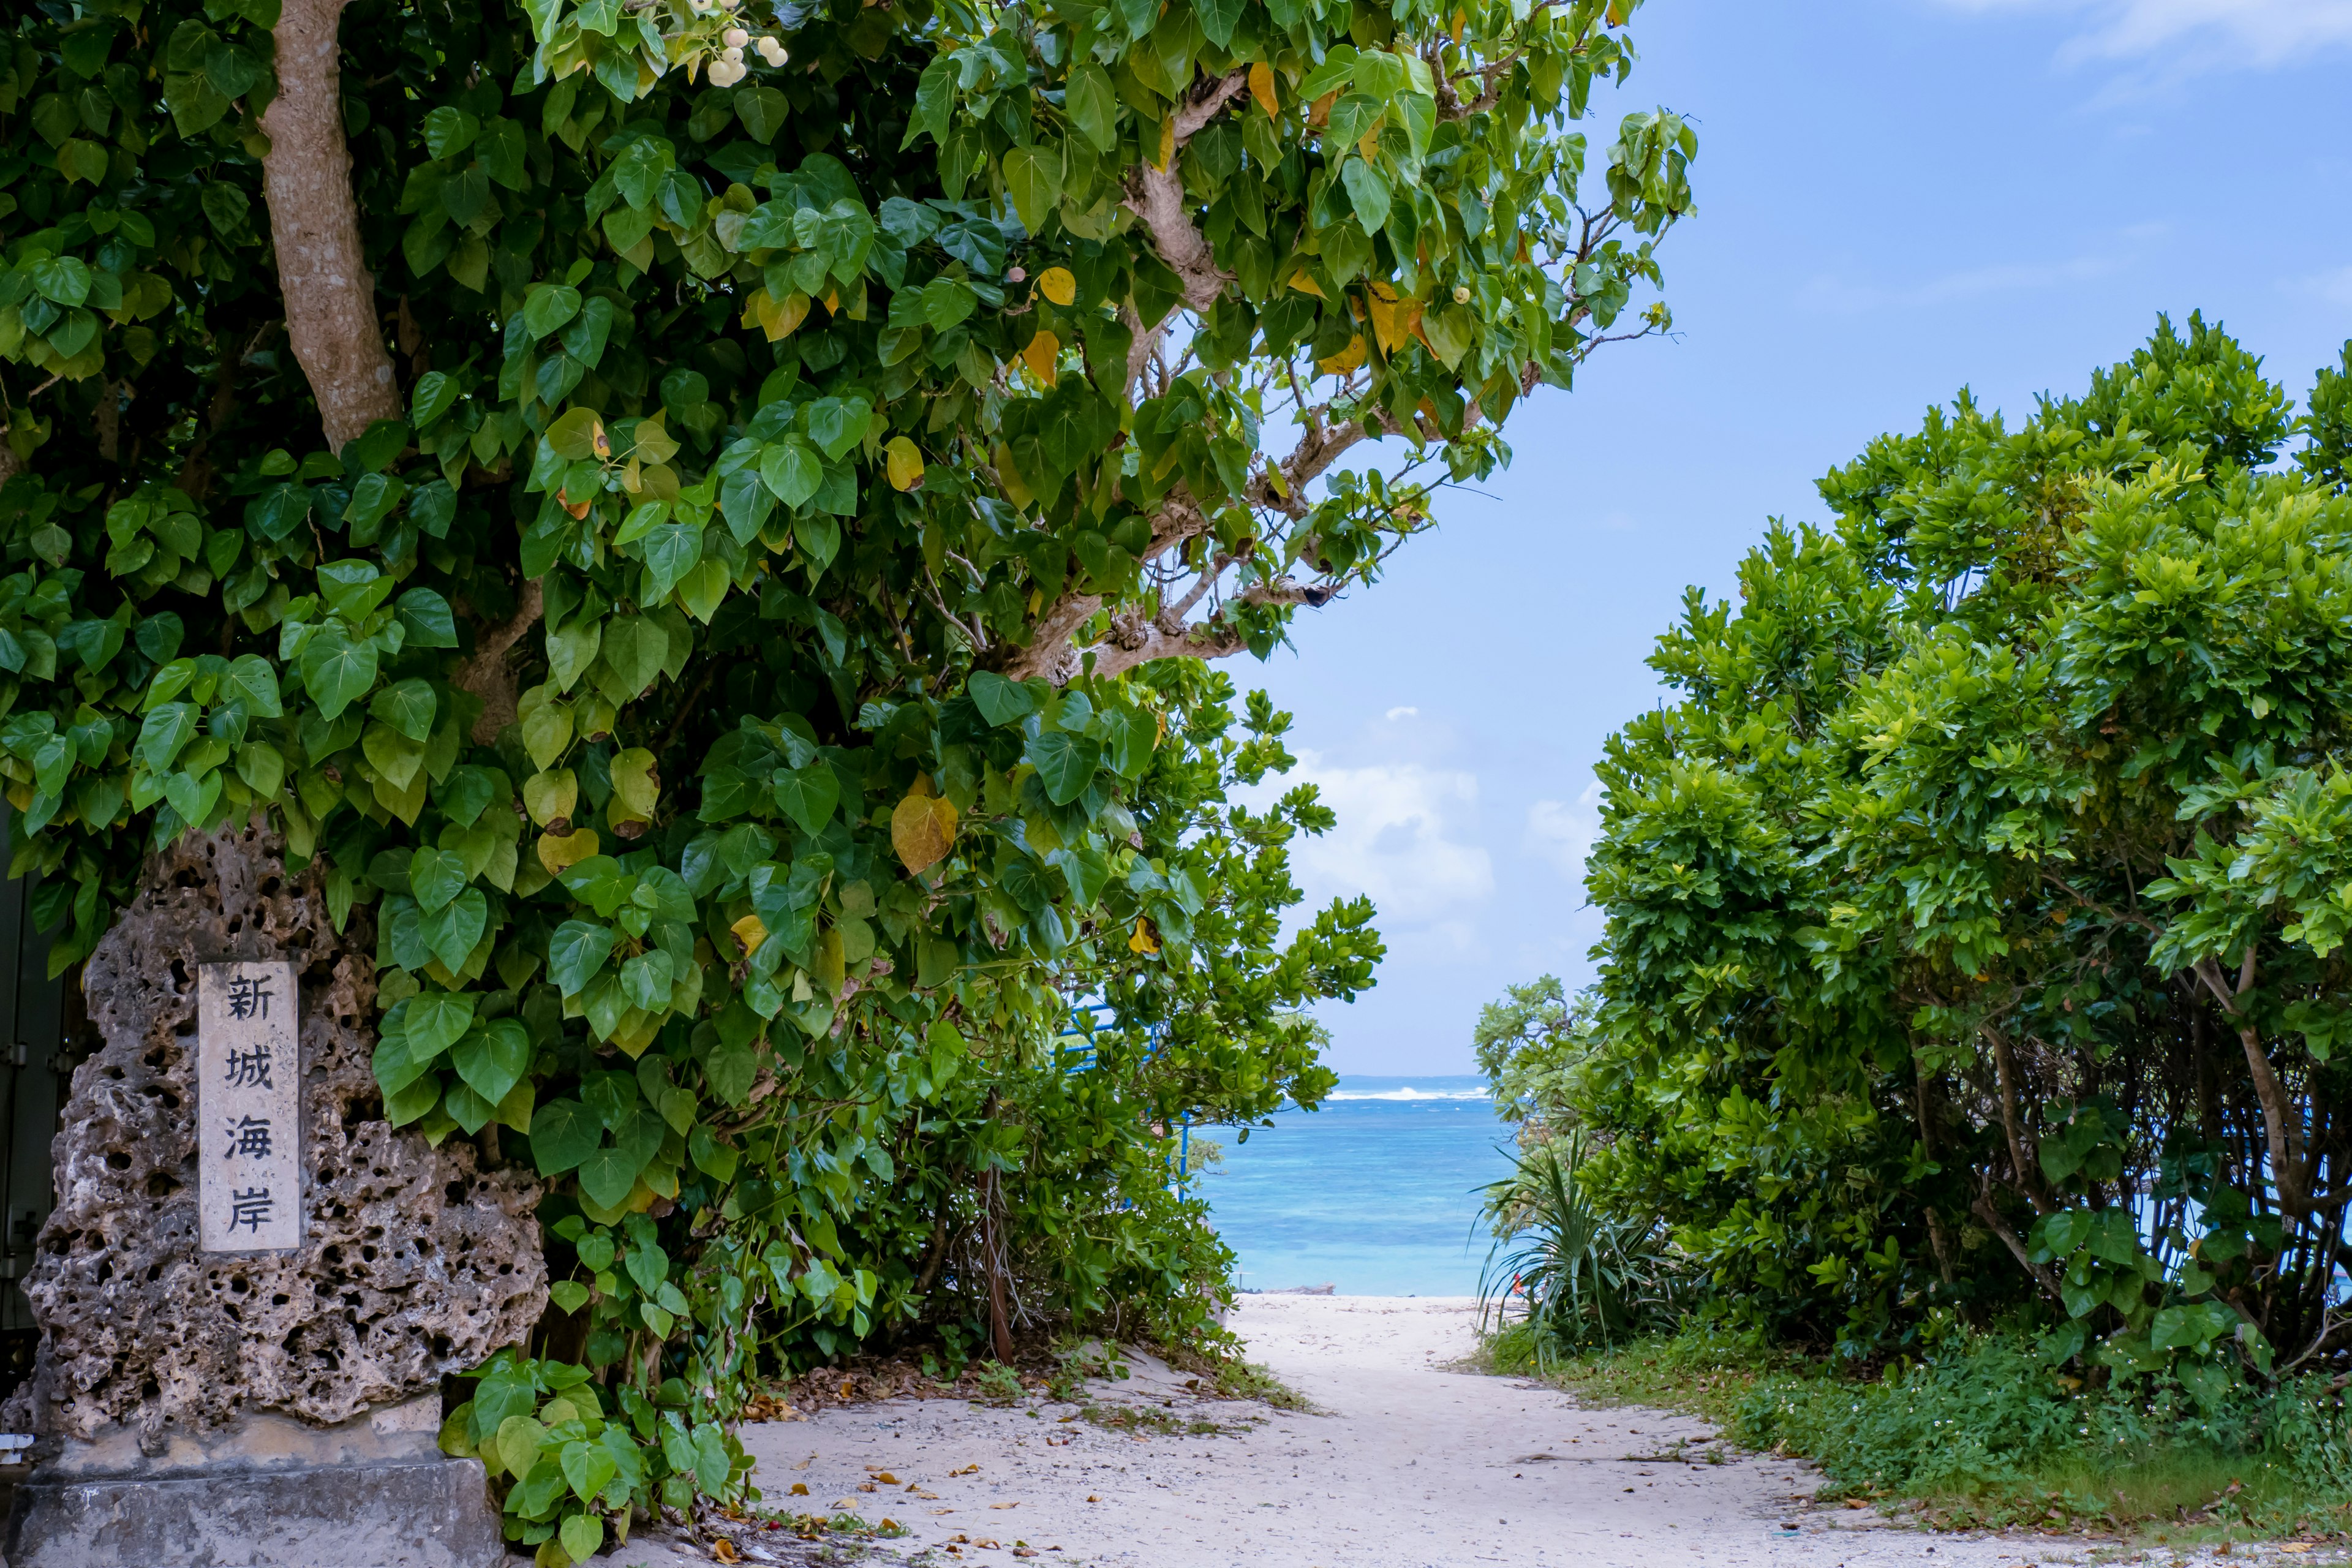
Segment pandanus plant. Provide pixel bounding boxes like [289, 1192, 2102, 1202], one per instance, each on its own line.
[1477, 1131, 1681, 1365]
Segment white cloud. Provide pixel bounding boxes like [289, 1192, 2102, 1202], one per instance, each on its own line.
[1280, 753, 1493, 925]
[1384, 706, 1419, 721]
[1936, 0, 2352, 67]
[2291, 266, 2352, 309]
[1798, 255, 2122, 316]
[1524, 782, 1604, 892]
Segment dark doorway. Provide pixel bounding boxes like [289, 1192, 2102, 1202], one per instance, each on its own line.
[0, 805, 74, 1403]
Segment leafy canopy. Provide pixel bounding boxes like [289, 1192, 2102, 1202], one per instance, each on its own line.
[1526, 320, 2352, 1393]
[0, 0, 1691, 1553]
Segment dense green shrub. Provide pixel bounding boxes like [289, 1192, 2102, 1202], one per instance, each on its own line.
[1484, 321, 2352, 1396]
[1, 0, 1697, 1550]
[1523, 1325, 2352, 1534]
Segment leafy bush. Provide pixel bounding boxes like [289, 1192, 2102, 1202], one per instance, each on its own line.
[1493, 320, 2352, 1382]
[1529, 1327, 2352, 1536]
[1477, 1131, 1680, 1361]
[3, 0, 1700, 1550]
[440, 1348, 748, 1561]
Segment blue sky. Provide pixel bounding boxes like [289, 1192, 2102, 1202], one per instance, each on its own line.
[1243, 0, 2352, 1075]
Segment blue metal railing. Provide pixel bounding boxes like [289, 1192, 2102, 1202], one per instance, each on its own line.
[1052, 1003, 1192, 1191]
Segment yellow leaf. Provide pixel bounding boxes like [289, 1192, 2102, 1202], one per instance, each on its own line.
[1365, 292, 1406, 353]
[1316, 336, 1367, 375]
[522, 768, 578, 827]
[885, 435, 925, 491]
[537, 826, 601, 875]
[744, 287, 811, 342]
[993, 443, 1034, 508]
[730, 913, 767, 959]
[630, 410, 680, 464]
[1019, 330, 1060, 385]
[1028, 587, 1043, 615]
[815, 924, 846, 997]
[1153, 115, 1175, 171]
[1309, 90, 1336, 129]
[1357, 127, 1381, 162]
[609, 746, 659, 820]
[1286, 267, 1324, 298]
[1248, 62, 1278, 119]
[612, 1016, 660, 1059]
[892, 791, 959, 875]
[1129, 918, 1160, 955]
[1036, 266, 1077, 307]
[1451, 6, 1466, 42]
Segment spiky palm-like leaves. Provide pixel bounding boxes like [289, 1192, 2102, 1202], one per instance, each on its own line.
[1478, 1133, 1682, 1366]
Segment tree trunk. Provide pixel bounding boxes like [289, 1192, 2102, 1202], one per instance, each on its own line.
[982, 1167, 1015, 1365]
[259, 0, 400, 451]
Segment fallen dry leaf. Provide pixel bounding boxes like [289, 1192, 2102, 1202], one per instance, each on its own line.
[877, 1471, 900, 1484]
[1086, 1494, 1099, 1503]
[951, 1463, 981, 1476]
[790, 1483, 809, 1496]
[990, 1502, 1020, 1510]
[929, 1508, 955, 1515]
[977, 1541, 1000, 1550]
[858, 1482, 877, 1493]
[712, 1541, 740, 1564]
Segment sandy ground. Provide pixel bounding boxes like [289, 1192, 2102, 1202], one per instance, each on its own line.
[619, 1296, 2271, 1568]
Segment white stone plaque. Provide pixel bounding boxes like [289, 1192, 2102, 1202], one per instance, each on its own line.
[198, 959, 301, 1253]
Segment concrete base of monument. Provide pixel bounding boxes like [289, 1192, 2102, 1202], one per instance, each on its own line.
[1, 1395, 503, 1568]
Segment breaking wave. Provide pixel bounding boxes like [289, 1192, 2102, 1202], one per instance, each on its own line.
[1325, 1087, 1492, 1102]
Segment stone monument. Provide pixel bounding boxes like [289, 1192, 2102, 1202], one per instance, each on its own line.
[1, 823, 547, 1567]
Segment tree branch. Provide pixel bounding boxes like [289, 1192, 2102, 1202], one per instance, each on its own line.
[1120, 72, 1249, 317]
[1975, 1192, 2064, 1306]
[1982, 1021, 2052, 1215]
[2194, 948, 2313, 1209]
[260, 0, 401, 451]
[1082, 579, 1336, 680]
[454, 579, 545, 744]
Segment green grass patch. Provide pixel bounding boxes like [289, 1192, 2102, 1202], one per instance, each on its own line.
[1484, 1321, 2352, 1546]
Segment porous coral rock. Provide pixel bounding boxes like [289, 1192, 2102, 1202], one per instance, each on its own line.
[6, 821, 544, 1453]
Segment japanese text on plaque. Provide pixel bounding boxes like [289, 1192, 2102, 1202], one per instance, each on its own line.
[199, 960, 300, 1251]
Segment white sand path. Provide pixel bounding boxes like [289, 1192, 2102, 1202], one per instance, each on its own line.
[624, 1295, 2247, 1567]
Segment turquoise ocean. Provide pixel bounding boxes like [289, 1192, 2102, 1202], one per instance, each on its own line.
[1196, 1074, 1514, 1297]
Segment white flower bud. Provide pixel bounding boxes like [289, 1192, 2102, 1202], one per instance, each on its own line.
[707, 56, 747, 86]
[1453, 285, 1472, 304]
[688, 0, 714, 12]
[756, 36, 787, 65]
[723, 26, 749, 46]
[722, 44, 744, 62]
